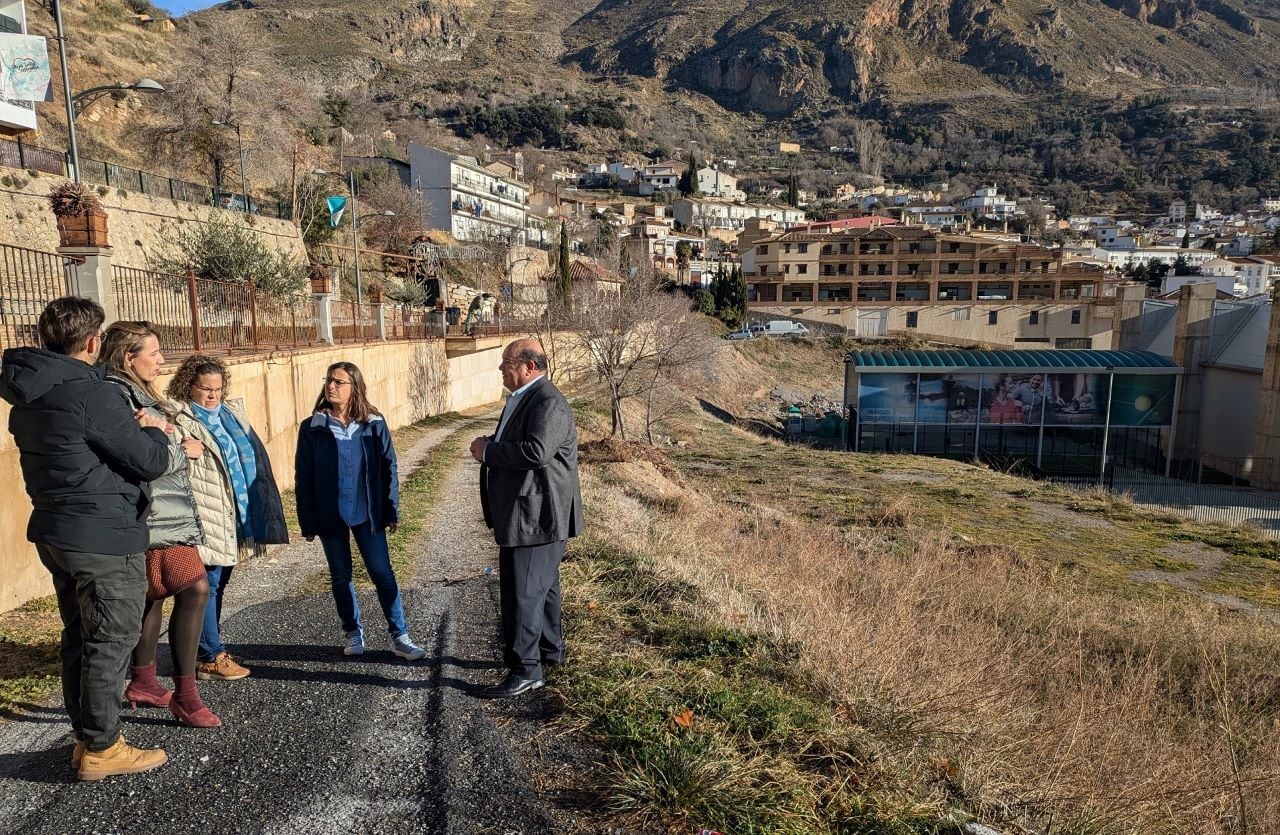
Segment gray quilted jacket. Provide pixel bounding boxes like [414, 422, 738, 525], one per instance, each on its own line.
[105, 372, 204, 550]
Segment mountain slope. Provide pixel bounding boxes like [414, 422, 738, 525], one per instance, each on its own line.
[563, 0, 1280, 118]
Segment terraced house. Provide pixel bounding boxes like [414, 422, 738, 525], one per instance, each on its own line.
[739, 219, 1120, 348]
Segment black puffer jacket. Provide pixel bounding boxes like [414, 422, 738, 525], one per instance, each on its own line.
[0, 347, 171, 555]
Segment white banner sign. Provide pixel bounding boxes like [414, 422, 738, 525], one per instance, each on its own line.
[0, 34, 53, 102]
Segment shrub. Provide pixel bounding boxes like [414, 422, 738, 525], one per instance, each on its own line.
[151, 211, 307, 297]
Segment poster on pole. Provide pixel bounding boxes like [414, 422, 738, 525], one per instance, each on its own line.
[0, 34, 52, 102]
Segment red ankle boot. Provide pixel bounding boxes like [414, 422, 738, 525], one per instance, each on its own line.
[125, 664, 172, 708]
[170, 675, 221, 728]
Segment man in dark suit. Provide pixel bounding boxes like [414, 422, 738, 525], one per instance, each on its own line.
[470, 339, 583, 698]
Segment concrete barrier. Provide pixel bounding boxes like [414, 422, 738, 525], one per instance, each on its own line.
[0, 338, 506, 613]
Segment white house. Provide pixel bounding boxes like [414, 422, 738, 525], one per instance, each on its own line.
[1063, 246, 1216, 272]
[672, 198, 803, 241]
[1227, 256, 1279, 297]
[961, 185, 1020, 221]
[695, 166, 744, 200]
[637, 164, 681, 195]
[607, 162, 637, 182]
[902, 205, 964, 228]
[408, 143, 528, 244]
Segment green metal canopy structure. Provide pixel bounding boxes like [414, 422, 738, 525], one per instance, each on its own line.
[843, 349, 1183, 477]
[845, 349, 1180, 373]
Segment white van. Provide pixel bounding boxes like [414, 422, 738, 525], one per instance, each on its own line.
[764, 320, 810, 337]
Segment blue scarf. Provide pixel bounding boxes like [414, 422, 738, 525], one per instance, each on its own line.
[192, 401, 259, 541]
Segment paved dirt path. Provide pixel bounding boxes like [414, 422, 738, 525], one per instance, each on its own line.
[0, 411, 562, 835]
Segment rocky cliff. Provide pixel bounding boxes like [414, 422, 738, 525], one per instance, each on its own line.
[563, 0, 1278, 119]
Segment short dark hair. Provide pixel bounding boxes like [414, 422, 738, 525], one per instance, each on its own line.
[38, 297, 104, 355]
[513, 346, 548, 371]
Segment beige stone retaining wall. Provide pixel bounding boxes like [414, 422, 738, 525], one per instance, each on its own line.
[0, 338, 506, 613]
[0, 168, 306, 268]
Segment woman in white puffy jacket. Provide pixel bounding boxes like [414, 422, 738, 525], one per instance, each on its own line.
[166, 356, 289, 683]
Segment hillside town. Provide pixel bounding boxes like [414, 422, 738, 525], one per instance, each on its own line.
[3, 0, 1280, 833]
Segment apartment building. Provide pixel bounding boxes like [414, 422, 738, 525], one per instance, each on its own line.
[739, 219, 1119, 346]
[671, 198, 803, 243]
[627, 219, 711, 284]
[408, 143, 528, 244]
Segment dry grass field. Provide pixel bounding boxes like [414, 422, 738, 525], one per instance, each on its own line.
[553, 338, 1280, 834]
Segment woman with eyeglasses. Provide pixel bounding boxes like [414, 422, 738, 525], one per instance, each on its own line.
[166, 355, 288, 686]
[99, 322, 218, 728]
[295, 362, 426, 661]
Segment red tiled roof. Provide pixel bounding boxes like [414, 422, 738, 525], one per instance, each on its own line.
[790, 215, 899, 232]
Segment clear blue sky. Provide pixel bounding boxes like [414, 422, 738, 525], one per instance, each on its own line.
[157, 0, 219, 16]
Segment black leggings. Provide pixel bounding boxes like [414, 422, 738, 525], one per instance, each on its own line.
[132, 579, 210, 677]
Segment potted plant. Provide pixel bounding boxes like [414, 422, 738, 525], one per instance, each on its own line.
[50, 182, 108, 248]
[308, 262, 332, 294]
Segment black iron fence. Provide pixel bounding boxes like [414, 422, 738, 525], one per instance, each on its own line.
[0, 137, 291, 219]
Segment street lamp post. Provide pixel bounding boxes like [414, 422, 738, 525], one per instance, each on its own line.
[211, 120, 248, 215]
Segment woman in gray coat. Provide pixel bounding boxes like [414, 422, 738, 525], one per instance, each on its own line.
[100, 322, 220, 729]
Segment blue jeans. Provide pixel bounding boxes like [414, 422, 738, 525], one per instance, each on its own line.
[198, 564, 235, 663]
[319, 522, 408, 638]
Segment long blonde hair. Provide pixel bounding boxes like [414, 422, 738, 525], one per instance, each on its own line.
[100, 321, 170, 414]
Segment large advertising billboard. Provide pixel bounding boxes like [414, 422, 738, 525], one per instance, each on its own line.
[917, 374, 981, 424]
[1109, 374, 1176, 427]
[858, 373, 916, 423]
[862, 371, 1177, 429]
[981, 373, 1047, 426]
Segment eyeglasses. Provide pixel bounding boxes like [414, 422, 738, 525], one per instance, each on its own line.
[323, 377, 352, 387]
[194, 385, 224, 395]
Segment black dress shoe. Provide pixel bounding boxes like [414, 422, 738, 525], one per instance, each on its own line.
[482, 674, 544, 699]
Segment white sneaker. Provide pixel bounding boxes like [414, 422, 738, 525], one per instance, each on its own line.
[392, 634, 426, 661]
[344, 629, 365, 656]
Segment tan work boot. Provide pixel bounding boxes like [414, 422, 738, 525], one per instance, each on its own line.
[196, 651, 250, 681]
[71, 741, 86, 770]
[77, 735, 167, 781]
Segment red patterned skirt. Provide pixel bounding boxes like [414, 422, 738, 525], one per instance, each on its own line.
[145, 545, 206, 601]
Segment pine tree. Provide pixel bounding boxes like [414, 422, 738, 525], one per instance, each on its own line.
[786, 171, 799, 207]
[557, 220, 573, 310]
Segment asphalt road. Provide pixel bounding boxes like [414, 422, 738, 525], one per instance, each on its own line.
[0, 424, 559, 835]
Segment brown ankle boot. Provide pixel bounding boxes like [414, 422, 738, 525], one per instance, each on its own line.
[125, 664, 172, 708]
[77, 734, 167, 781]
[170, 675, 221, 728]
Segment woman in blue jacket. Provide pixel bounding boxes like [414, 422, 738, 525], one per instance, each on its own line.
[295, 362, 425, 660]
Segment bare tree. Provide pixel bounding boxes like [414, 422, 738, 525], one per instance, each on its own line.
[569, 277, 715, 441]
[852, 119, 888, 180]
[640, 299, 715, 444]
[134, 16, 311, 190]
[359, 172, 431, 254]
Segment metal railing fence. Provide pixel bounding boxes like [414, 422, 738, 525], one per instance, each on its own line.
[0, 137, 291, 219]
[113, 266, 323, 356]
[0, 243, 83, 351]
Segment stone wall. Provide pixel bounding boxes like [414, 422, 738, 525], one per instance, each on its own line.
[0, 338, 505, 613]
[0, 168, 306, 268]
